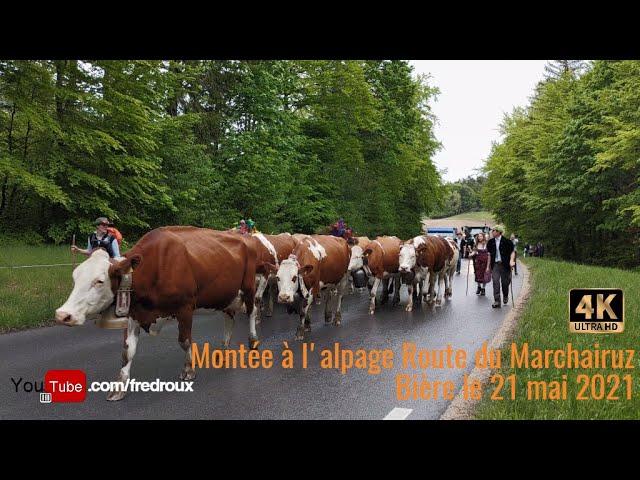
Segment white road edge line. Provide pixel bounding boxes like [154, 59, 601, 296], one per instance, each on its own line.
[383, 407, 413, 420]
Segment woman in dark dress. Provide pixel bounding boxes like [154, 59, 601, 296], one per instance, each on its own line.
[469, 232, 489, 296]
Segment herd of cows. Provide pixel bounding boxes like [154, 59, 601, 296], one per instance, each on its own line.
[54, 227, 460, 401]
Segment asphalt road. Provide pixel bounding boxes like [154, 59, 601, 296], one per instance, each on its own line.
[0, 258, 524, 420]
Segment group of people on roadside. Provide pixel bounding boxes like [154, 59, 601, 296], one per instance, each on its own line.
[523, 242, 544, 258]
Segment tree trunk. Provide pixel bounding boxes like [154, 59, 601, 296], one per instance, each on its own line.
[8, 103, 16, 153]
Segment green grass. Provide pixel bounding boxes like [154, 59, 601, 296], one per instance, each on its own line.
[442, 210, 496, 223]
[474, 257, 639, 419]
[0, 245, 83, 332]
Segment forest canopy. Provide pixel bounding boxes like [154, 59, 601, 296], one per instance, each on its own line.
[0, 60, 442, 243]
[483, 60, 640, 268]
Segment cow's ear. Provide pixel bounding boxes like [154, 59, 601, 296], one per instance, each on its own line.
[110, 254, 143, 276]
[298, 264, 314, 276]
[363, 247, 373, 257]
[262, 262, 278, 275]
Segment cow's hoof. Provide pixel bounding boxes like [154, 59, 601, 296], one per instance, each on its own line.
[106, 390, 127, 402]
[333, 313, 342, 326]
[295, 327, 305, 340]
[369, 308, 375, 315]
[249, 337, 260, 350]
[405, 305, 413, 312]
[265, 310, 273, 318]
[180, 369, 196, 381]
[304, 324, 312, 332]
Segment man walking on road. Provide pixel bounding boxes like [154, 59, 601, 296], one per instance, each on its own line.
[486, 225, 515, 308]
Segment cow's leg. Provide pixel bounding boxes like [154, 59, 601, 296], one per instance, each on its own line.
[333, 275, 349, 325]
[296, 294, 313, 340]
[177, 308, 196, 381]
[392, 274, 401, 306]
[265, 277, 276, 317]
[254, 274, 268, 325]
[442, 268, 450, 299]
[106, 317, 140, 402]
[406, 281, 414, 312]
[222, 312, 235, 349]
[427, 272, 436, 305]
[324, 289, 333, 324]
[446, 268, 454, 298]
[239, 255, 258, 348]
[247, 297, 260, 350]
[380, 277, 390, 305]
[369, 277, 381, 315]
[436, 272, 445, 306]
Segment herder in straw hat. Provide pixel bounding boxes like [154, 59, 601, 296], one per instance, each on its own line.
[485, 224, 516, 308]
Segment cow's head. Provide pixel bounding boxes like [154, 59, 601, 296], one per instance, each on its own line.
[398, 242, 417, 274]
[55, 250, 142, 326]
[348, 245, 365, 272]
[274, 255, 313, 304]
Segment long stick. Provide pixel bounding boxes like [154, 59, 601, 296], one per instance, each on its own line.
[466, 254, 470, 296]
[510, 266, 515, 307]
[72, 234, 76, 272]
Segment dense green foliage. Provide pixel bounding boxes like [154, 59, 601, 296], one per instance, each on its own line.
[431, 175, 486, 218]
[0, 60, 442, 243]
[483, 61, 640, 268]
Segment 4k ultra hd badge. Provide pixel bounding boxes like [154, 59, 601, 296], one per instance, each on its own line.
[569, 289, 624, 333]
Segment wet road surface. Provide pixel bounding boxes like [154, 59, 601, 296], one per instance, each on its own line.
[0, 258, 524, 419]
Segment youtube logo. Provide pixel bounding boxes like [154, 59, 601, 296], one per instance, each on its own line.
[44, 370, 87, 403]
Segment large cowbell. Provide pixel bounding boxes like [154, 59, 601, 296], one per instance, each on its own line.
[352, 268, 368, 289]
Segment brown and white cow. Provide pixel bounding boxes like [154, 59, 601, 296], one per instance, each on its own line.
[267, 235, 350, 340]
[251, 232, 299, 321]
[55, 227, 259, 401]
[398, 235, 430, 312]
[360, 236, 402, 315]
[414, 236, 458, 306]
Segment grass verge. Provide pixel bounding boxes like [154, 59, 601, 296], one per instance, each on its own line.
[0, 245, 82, 332]
[474, 257, 639, 419]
